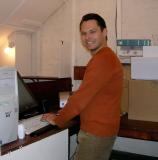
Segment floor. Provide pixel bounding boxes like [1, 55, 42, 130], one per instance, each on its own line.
[110, 150, 158, 160]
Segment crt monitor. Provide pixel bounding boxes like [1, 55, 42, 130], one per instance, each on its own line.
[17, 73, 42, 119]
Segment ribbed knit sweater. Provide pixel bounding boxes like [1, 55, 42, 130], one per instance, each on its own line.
[54, 47, 123, 137]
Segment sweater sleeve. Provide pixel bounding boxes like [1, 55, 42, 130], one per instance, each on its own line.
[54, 49, 117, 127]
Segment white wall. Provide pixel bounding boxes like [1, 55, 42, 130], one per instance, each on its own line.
[8, 31, 32, 76]
[31, 30, 42, 76]
[121, 0, 158, 39]
[0, 0, 119, 77]
[33, 0, 118, 77]
[37, 0, 73, 77]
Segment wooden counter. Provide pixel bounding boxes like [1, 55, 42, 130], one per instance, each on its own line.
[119, 114, 158, 141]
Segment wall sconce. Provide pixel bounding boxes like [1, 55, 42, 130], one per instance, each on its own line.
[4, 41, 15, 55]
[4, 47, 12, 54]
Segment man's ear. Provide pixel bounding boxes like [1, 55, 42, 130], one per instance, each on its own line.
[103, 28, 107, 37]
[102, 28, 107, 40]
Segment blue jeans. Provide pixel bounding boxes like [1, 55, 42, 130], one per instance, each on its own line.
[74, 130, 116, 160]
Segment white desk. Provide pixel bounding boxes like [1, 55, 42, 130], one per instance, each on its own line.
[0, 129, 68, 160]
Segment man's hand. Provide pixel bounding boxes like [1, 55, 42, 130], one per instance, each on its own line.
[41, 113, 57, 125]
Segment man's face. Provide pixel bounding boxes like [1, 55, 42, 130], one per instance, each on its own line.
[80, 20, 107, 54]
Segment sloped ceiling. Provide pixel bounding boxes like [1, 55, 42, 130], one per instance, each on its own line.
[0, 0, 65, 46]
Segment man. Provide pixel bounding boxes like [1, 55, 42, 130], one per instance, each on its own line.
[42, 13, 123, 160]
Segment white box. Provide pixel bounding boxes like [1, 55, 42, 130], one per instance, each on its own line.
[131, 57, 158, 80]
[143, 46, 158, 57]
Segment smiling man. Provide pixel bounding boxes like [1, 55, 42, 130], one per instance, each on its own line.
[80, 16, 107, 55]
[42, 13, 123, 160]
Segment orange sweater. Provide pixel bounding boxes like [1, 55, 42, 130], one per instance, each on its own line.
[54, 47, 123, 137]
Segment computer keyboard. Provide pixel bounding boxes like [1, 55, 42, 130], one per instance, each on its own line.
[20, 114, 50, 135]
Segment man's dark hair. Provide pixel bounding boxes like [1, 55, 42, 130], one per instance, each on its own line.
[80, 13, 107, 31]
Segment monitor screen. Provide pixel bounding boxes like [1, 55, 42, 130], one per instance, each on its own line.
[17, 73, 41, 119]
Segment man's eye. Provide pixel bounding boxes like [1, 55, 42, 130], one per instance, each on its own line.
[89, 30, 96, 34]
[81, 32, 86, 36]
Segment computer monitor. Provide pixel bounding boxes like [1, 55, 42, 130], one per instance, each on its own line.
[17, 73, 42, 119]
